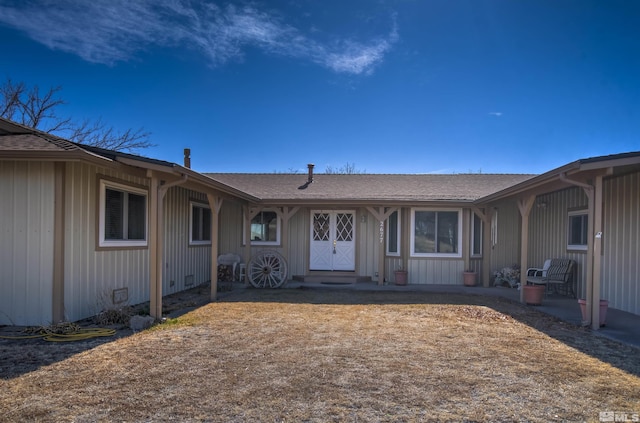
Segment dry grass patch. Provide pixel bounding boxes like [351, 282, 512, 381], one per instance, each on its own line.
[1, 289, 639, 422]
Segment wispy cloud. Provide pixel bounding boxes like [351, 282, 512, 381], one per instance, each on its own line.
[0, 1, 397, 75]
[488, 112, 503, 117]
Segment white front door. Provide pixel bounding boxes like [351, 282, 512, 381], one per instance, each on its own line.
[310, 210, 356, 271]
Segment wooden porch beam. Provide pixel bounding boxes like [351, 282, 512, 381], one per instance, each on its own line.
[517, 195, 535, 303]
[207, 194, 223, 301]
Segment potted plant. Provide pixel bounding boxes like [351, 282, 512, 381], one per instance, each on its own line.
[523, 284, 545, 305]
[463, 269, 477, 286]
[394, 266, 408, 286]
[578, 298, 609, 326]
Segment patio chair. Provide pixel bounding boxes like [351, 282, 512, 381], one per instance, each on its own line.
[526, 259, 576, 298]
[217, 253, 242, 281]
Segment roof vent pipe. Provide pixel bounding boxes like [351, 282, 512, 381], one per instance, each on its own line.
[184, 148, 191, 168]
[307, 163, 314, 183]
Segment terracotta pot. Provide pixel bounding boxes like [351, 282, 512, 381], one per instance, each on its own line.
[394, 270, 408, 286]
[463, 271, 477, 287]
[523, 285, 544, 305]
[578, 299, 608, 326]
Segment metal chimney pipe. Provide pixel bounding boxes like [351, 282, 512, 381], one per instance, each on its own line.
[307, 163, 314, 183]
[184, 148, 191, 168]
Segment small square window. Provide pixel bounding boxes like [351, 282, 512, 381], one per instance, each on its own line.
[568, 210, 588, 250]
[99, 180, 148, 248]
[245, 210, 281, 245]
[190, 202, 212, 245]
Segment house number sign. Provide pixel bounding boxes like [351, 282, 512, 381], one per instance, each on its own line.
[379, 221, 384, 244]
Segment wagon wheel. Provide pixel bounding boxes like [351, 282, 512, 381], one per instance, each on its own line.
[247, 251, 288, 288]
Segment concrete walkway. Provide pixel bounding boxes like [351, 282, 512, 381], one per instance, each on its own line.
[282, 280, 640, 349]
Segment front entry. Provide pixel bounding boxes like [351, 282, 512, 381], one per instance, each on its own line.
[310, 210, 356, 271]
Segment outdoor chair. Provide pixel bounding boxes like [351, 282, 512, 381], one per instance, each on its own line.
[526, 258, 576, 298]
[217, 253, 242, 281]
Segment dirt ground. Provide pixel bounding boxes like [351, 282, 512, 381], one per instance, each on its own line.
[1, 285, 639, 422]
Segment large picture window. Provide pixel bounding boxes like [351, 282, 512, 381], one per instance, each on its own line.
[411, 209, 461, 257]
[99, 180, 148, 247]
[190, 202, 211, 245]
[248, 210, 280, 245]
[386, 210, 400, 256]
[568, 210, 588, 251]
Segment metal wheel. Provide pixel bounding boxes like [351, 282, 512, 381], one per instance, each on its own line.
[247, 251, 288, 288]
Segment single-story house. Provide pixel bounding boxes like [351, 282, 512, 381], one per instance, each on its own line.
[2, 117, 639, 330]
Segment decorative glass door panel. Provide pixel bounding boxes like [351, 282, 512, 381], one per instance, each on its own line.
[310, 211, 355, 271]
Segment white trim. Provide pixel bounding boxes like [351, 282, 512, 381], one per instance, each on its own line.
[567, 209, 588, 251]
[189, 201, 212, 246]
[410, 208, 462, 258]
[243, 208, 281, 246]
[98, 179, 148, 248]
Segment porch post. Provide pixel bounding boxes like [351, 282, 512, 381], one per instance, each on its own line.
[517, 195, 535, 303]
[590, 175, 604, 330]
[207, 194, 223, 301]
[52, 162, 65, 323]
[366, 206, 398, 286]
[472, 206, 492, 287]
[148, 171, 162, 320]
[279, 207, 300, 279]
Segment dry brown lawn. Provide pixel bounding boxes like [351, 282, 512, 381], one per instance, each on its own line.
[1, 287, 640, 422]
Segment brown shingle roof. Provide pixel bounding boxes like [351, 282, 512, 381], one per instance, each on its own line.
[204, 173, 536, 203]
[0, 133, 79, 151]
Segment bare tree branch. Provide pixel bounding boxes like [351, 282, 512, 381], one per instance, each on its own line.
[0, 78, 154, 152]
[324, 162, 366, 174]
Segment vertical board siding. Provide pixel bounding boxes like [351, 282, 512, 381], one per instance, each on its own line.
[528, 187, 589, 298]
[0, 161, 55, 325]
[407, 259, 464, 284]
[287, 209, 308, 277]
[64, 163, 150, 322]
[162, 187, 211, 295]
[489, 200, 522, 276]
[602, 172, 640, 315]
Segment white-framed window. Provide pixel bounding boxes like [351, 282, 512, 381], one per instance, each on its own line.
[410, 208, 462, 257]
[99, 180, 148, 248]
[245, 209, 281, 245]
[471, 213, 482, 257]
[386, 210, 401, 256]
[568, 209, 588, 251]
[190, 202, 211, 245]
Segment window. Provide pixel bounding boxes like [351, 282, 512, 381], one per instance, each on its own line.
[190, 202, 211, 245]
[99, 180, 147, 247]
[386, 210, 401, 256]
[248, 210, 280, 245]
[411, 209, 461, 257]
[568, 210, 588, 250]
[471, 213, 482, 257]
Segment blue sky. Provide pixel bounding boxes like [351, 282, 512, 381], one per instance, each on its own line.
[1, 1, 639, 174]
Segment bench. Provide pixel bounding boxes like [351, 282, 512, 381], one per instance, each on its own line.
[526, 259, 576, 298]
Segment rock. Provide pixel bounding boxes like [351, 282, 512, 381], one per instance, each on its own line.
[129, 315, 156, 331]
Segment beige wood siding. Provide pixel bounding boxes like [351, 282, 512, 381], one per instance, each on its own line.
[219, 201, 244, 255]
[489, 200, 521, 279]
[63, 162, 150, 322]
[602, 171, 640, 315]
[527, 187, 588, 297]
[286, 208, 308, 276]
[0, 161, 55, 325]
[162, 187, 212, 295]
